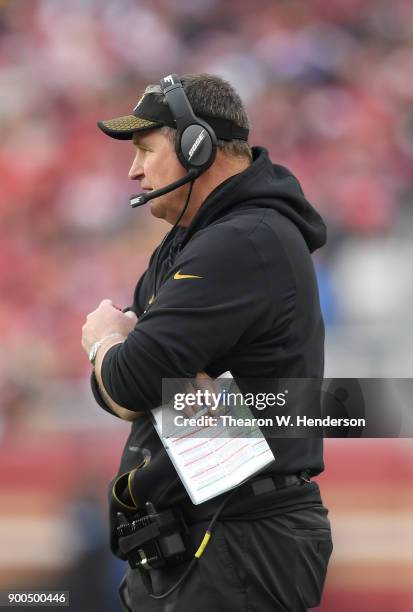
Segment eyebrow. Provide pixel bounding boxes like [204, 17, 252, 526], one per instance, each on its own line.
[133, 139, 151, 150]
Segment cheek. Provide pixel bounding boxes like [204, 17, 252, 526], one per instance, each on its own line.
[147, 149, 185, 186]
[162, 148, 185, 179]
[173, 157, 185, 175]
[144, 158, 160, 185]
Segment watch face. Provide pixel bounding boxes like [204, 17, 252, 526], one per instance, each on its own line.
[89, 343, 98, 364]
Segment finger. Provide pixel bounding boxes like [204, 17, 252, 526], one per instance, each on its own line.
[184, 375, 213, 417]
[124, 311, 138, 323]
[194, 372, 220, 415]
[99, 298, 113, 308]
[183, 380, 198, 417]
[183, 404, 197, 418]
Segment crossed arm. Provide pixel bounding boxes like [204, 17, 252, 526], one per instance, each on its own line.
[93, 336, 144, 421]
[82, 299, 144, 421]
[81, 299, 212, 421]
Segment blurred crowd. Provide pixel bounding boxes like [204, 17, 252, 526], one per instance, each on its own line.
[1, 2, 413, 609]
[1, 0, 413, 404]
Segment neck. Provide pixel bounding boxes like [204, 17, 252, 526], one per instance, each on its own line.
[178, 152, 251, 227]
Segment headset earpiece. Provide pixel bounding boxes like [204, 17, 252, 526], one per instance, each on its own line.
[178, 120, 216, 171]
[160, 74, 217, 174]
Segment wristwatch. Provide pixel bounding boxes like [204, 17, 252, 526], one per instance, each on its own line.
[88, 333, 124, 365]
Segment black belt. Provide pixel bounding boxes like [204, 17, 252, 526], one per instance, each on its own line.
[115, 471, 313, 578]
[179, 471, 312, 524]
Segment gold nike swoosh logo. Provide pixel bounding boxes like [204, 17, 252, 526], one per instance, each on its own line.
[173, 270, 203, 280]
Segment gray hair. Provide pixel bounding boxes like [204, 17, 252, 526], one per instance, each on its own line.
[144, 74, 252, 161]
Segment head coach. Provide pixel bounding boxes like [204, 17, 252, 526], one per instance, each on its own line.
[81, 73, 333, 611]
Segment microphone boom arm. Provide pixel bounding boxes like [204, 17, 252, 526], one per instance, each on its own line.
[130, 168, 200, 208]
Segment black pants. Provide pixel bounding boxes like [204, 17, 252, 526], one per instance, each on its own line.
[119, 504, 333, 612]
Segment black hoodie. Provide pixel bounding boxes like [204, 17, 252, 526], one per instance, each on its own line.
[92, 147, 327, 531]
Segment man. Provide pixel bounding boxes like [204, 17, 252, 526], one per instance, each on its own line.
[82, 73, 333, 611]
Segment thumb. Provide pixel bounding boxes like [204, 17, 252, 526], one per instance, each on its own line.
[124, 310, 138, 324]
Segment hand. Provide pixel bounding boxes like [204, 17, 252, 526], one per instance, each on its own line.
[182, 371, 219, 417]
[81, 299, 138, 355]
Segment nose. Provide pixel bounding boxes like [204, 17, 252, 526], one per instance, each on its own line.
[128, 151, 144, 181]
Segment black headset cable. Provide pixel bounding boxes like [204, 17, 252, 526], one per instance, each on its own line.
[151, 178, 196, 301]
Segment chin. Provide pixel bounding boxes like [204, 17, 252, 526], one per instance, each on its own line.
[149, 200, 165, 219]
[149, 197, 177, 225]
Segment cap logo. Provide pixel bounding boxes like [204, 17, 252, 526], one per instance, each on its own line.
[133, 95, 145, 111]
[163, 74, 176, 86]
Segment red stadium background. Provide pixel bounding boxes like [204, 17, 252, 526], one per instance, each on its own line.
[1, 1, 413, 610]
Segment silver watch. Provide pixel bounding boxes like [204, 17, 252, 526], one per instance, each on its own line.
[88, 333, 123, 365]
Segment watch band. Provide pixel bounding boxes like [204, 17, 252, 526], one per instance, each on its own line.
[89, 332, 125, 365]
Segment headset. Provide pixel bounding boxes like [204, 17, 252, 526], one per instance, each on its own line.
[160, 73, 217, 173]
[130, 74, 217, 208]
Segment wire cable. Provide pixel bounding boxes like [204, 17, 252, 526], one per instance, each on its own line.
[148, 486, 239, 600]
[151, 179, 195, 300]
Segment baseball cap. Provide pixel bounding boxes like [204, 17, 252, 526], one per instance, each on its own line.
[98, 92, 249, 142]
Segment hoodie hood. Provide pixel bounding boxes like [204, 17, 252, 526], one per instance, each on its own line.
[184, 146, 326, 253]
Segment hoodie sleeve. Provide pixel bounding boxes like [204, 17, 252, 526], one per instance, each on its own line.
[100, 224, 269, 412]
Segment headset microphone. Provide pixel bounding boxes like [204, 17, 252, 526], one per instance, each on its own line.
[130, 168, 200, 208]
